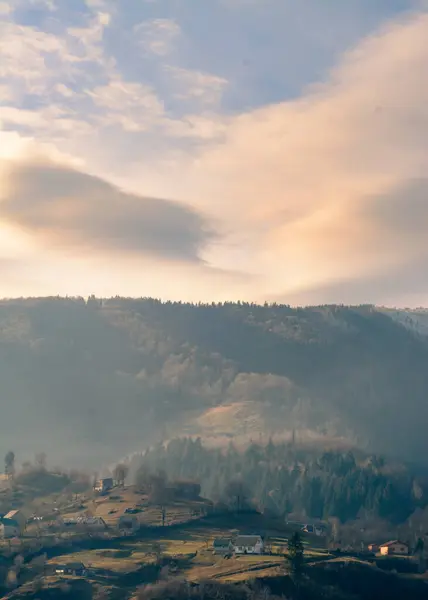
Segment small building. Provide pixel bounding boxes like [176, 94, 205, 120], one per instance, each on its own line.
[234, 535, 264, 555]
[0, 518, 20, 538]
[368, 543, 379, 553]
[94, 477, 114, 493]
[379, 540, 409, 556]
[213, 538, 233, 556]
[4, 510, 25, 533]
[119, 514, 140, 533]
[55, 562, 87, 576]
[302, 524, 326, 537]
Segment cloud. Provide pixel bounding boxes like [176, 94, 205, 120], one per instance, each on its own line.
[87, 78, 165, 131]
[0, 2, 11, 14]
[134, 18, 181, 57]
[0, 13, 111, 105]
[163, 66, 228, 107]
[1, 2, 428, 304]
[274, 255, 428, 308]
[176, 11, 428, 302]
[0, 157, 215, 263]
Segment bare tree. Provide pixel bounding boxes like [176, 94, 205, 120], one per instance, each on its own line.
[4, 451, 15, 480]
[114, 463, 129, 487]
[135, 464, 151, 490]
[225, 479, 249, 512]
[149, 472, 169, 506]
[21, 461, 32, 472]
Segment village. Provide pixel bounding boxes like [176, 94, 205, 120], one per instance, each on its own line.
[0, 472, 424, 597]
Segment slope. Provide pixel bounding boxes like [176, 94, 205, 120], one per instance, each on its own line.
[0, 297, 428, 466]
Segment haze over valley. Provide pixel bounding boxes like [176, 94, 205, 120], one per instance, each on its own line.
[2, 297, 428, 469]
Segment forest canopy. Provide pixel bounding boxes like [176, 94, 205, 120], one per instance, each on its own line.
[134, 437, 427, 524]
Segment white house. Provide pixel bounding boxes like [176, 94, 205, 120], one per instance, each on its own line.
[234, 535, 264, 555]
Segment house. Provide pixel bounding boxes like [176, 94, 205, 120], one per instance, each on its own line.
[0, 518, 20, 538]
[4, 510, 25, 533]
[118, 514, 140, 533]
[213, 538, 233, 556]
[368, 544, 379, 553]
[94, 477, 114, 493]
[302, 524, 326, 537]
[379, 540, 409, 556]
[234, 535, 264, 555]
[55, 562, 87, 576]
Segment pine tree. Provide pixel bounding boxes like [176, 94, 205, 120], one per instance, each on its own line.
[287, 532, 304, 580]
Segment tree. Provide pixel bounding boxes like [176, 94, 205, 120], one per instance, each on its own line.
[35, 452, 47, 471]
[5, 451, 15, 480]
[287, 532, 304, 580]
[149, 472, 169, 506]
[415, 537, 424, 555]
[225, 479, 248, 512]
[414, 537, 426, 573]
[21, 461, 32, 473]
[114, 463, 129, 487]
[135, 464, 151, 490]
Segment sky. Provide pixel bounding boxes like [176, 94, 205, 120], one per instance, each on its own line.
[1, 0, 428, 306]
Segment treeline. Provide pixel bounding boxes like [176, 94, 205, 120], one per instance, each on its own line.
[135, 465, 201, 504]
[135, 438, 427, 523]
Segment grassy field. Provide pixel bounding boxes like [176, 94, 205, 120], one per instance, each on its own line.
[42, 512, 331, 590]
[0, 482, 338, 598]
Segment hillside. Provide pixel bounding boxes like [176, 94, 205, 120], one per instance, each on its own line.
[1, 297, 428, 467]
[135, 437, 428, 524]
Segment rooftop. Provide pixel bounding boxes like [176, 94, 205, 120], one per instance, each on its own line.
[213, 538, 232, 547]
[234, 535, 263, 546]
[0, 518, 19, 527]
[56, 562, 85, 570]
[380, 540, 408, 547]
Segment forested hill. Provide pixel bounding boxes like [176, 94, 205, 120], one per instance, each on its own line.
[1, 297, 428, 467]
[135, 437, 427, 524]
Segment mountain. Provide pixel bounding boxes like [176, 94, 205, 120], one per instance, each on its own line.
[1, 297, 428, 467]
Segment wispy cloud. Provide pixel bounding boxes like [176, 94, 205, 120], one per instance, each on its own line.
[87, 78, 164, 131]
[134, 18, 181, 57]
[164, 66, 228, 107]
[184, 11, 428, 302]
